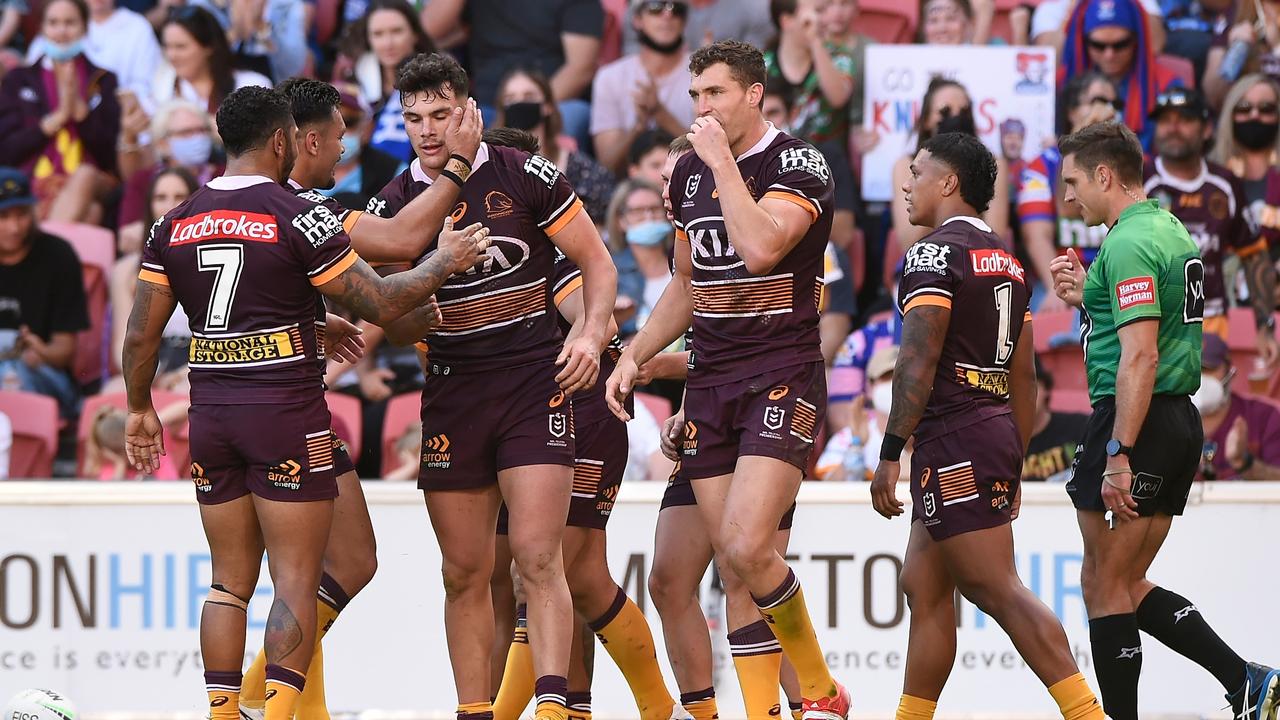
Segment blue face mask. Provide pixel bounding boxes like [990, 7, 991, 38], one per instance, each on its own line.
[168, 133, 212, 166]
[45, 39, 83, 63]
[341, 135, 362, 161]
[625, 219, 672, 247]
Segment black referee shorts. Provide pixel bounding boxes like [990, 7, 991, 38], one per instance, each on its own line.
[1066, 395, 1203, 516]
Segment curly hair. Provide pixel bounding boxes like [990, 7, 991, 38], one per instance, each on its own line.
[277, 77, 342, 128]
[215, 86, 294, 157]
[1059, 120, 1144, 186]
[397, 52, 469, 102]
[689, 40, 766, 90]
[921, 131, 998, 213]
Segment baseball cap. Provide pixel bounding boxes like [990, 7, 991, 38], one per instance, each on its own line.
[1201, 333, 1230, 371]
[0, 168, 34, 211]
[867, 345, 900, 382]
[1149, 87, 1211, 121]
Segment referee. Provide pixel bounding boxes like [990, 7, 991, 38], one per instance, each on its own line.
[1051, 120, 1278, 720]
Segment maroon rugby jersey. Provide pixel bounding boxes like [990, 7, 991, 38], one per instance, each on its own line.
[368, 143, 582, 374]
[668, 125, 834, 388]
[1143, 158, 1266, 318]
[140, 175, 358, 404]
[552, 249, 628, 425]
[289, 180, 365, 234]
[896, 217, 1032, 443]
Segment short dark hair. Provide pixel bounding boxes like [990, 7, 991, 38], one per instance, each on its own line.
[629, 129, 675, 167]
[764, 75, 794, 114]
[277, 77, 341, 129]
[921, 131, 998, 214]
[483, 127, 540, 154]
[215, 86, 295, 158]
[689, 40, 766, 91]
[769, 0, 798, 29]
[397, 52, 469, 102]
[1058, 120, 1144, 186]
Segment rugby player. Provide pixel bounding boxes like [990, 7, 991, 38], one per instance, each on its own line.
[606, 40, 849, 719]
[1052, 120, 1279, 720]
[231, 77, 484, 717]
[868, 131, 1104, 720]
[122, 86, 490, 720]
[366, 54, 618, 720]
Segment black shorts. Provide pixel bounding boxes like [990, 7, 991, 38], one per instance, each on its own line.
[910, 413, 1022, 541]
[659, 461, 796, 531]
[1067, 395, 1202, 516]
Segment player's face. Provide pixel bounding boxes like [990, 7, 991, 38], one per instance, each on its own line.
[1086, 26, 1136, 79]
[689, 62, 764, 146]
[903, 148, 946, 227]
[660, 150, 684, 219]
[278, 119, 299, 183]
[1060, 154, 1103, 226]
[1154, 111, 1208, 162]
[310, 107, 346, 189]
[922, 0, 969, 45]
[402, 86, 465, 171]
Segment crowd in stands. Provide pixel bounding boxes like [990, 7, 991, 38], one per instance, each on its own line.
[0, 0, 1277, 482]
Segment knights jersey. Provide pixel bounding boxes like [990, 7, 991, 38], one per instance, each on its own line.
[1017, 147, 1108, 264]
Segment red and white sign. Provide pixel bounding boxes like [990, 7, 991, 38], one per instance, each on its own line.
[1116, 276, 1156, 310]
[170, 210, 279, 246]
[969, 248, 1026, 282]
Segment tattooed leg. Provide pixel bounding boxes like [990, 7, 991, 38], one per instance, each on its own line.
[253, 495, 334, 673]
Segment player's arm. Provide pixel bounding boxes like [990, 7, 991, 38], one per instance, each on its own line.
[122, 277, 178, 473]
[549, 209, 618, 393]
[556, 281, 620, 344]
[637, 350, 690, 382]
[1009, 316, 1038, 452]
[699, 150, 814, 275]
[383, 296, 444, 346]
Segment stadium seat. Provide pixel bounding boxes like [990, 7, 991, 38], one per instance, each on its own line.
[76, 391, 188, 476]
[635, 392, 673, 425]
[856, 0, 918, 43]
[44, 221, 115, 389]
[1049, 388, 1092, 414]
[381, 391, 421, 477]
[1156, 54, 1196, 89]
[0, 390, 58, 478]
[1039, 345, 1088, 393]
[1031, 310, 1076, 353]
[326, 391, 363, 460]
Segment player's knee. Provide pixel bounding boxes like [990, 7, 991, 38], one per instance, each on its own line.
[720, 530, 774, 581]
[440, 558, 491, 600]
[954, 576, 1015, 616]
[346, 552, 378, 594]
[648, 565, 689, 613]
[511, 545, 562, 585]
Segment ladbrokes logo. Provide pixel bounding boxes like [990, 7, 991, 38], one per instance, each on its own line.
[268, 459, 302, 490]
[191, 462, 211, 492]
[422, 434, 451, 469]
[969, 248, 1026, 282]
[170, 210, 278, 246]
[485, 190, 514, 218]
[1116, 276, 1155, 311]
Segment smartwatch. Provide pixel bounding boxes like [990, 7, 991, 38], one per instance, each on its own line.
[1106, 439, 1132, 458]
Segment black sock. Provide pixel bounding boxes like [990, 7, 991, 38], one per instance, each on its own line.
[1136, 586, 1246, 693]
[1089, 613, 1143, 720]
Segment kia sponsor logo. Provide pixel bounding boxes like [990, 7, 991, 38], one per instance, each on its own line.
[170, 210, 279, 246]
[1115, 276, 1155, 311]
[969, 248, 1025, 282]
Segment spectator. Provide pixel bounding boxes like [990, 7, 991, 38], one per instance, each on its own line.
[622, 0, 775, 55]
[827, 271, 900, 432]
[0, 0, 120, 224]
[26, 0, 161, 101]
[624, 393, 676, 483]
[84, 404, 182, 479]
[820, 0, 873, 131]
[322, 82, 405, 212]
[1021, 358, 1089, 482]
[107, 166, 195, 394]
[591, 0, 693, 175]
[919, 0, 996, 45]
[384, 420, 422, 481]
[441, 0, 603, 148]
[891, 77, 1010, 249]
[0, 167, 89, 419]
[0, 409, 9, 479]
[342, 0, 433, 163]
[1058, 0, 1181, 149]
[1032, 0, 1164, 51]
[1017, 70, 1120, 309]
[189, 0, 306, 82]
[496, 68, 615, 226]
[117, 100, 222, 251]
[626, 129, 675, 187]
[1210, 74, 1280, 283]
[152, 5, 270, 116]
[766, 0, 856, 147]
[1204, 1, 1280, 112]
[1195, 334, 1280, 480]
[605, 178, 669, 333]
[815, 344, 902, 481]
[1159, 0, 1232, 84]
[762, 77, 794, 129]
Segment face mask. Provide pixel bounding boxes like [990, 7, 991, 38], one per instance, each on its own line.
[936, 107, 976, 136]
[1233, 119, 1280, 151]
[1189, 373, 1228, 415]
[626, 219, 671, 247]
[45, 39, 83, 63]
[341, 135, 362, 161]
[168, 133, 212, 166]
[503, 102, 545, 132]
[870, 381, 894, 416]
[637, 28, 683, 54]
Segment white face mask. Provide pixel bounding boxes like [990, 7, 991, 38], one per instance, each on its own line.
[870, 381, 894, 416]
[1190, 372, 1229, 415]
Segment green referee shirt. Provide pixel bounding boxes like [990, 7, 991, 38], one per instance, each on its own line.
[1080, 199, 1204, 401]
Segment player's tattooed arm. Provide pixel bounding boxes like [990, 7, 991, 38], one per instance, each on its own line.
[264, 598, 303, 661]
[884, 305, 950, 441]
[122, 279, 178, 473]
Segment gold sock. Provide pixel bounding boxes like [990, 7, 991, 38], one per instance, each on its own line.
[789, 701, 803, 720]
[493, 624, 535, 720]
[264, 666, 306, 720]
[205, 672, 241, 720]
[533, 702, 569, 720]
[684, 698, 718, 720]
[458, 701, 495, 719]
[241, 651, 268, 709]
[295, 598, 343, 720]
[728, 621, 783, 720]
[1048, 673, 1105, 720]
[590, 589, 677, 720]
[755, 571, 836, 700]
[895, 694, 937, 720]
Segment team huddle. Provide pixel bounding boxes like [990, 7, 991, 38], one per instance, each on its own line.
[119, 40, 1278, 720]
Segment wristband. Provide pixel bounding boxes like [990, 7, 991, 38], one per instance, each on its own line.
[440, 168, 466, 188]
[879, 433, 907, 462]
[448, 153, 472, 170]
[445, 157, 472, 183]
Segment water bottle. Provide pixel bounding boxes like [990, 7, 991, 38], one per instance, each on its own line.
[842, 434, 866, 481]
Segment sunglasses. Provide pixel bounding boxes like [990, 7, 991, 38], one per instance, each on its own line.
[1233, 101, 1280, 117]
[1087, 95, 1125, 111]
[640, 1, 688, 17]
[1086, 35, 1135, 53]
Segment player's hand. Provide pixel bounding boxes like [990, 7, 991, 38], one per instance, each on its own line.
[1101, 460, 1139, 522]
[325, 313, 366, 363]
[660, 408, 685, 461]
[421, 295, 443, 331]
[870, 461, 904, 518]
[125, 408, 166, 474]
[1050, 248, 1085, 307]
[605, 357, 639, 422]
[556, 336, 602, 395]
[446, 98, 483, 166]
[1225, 415, 1250, 471]
[687, 116, 734, 172]
[434, 216, 492, 275]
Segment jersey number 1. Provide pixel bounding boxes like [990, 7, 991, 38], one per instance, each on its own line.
[197, 244, 244, 331]
[994, 282, 1014, 364]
